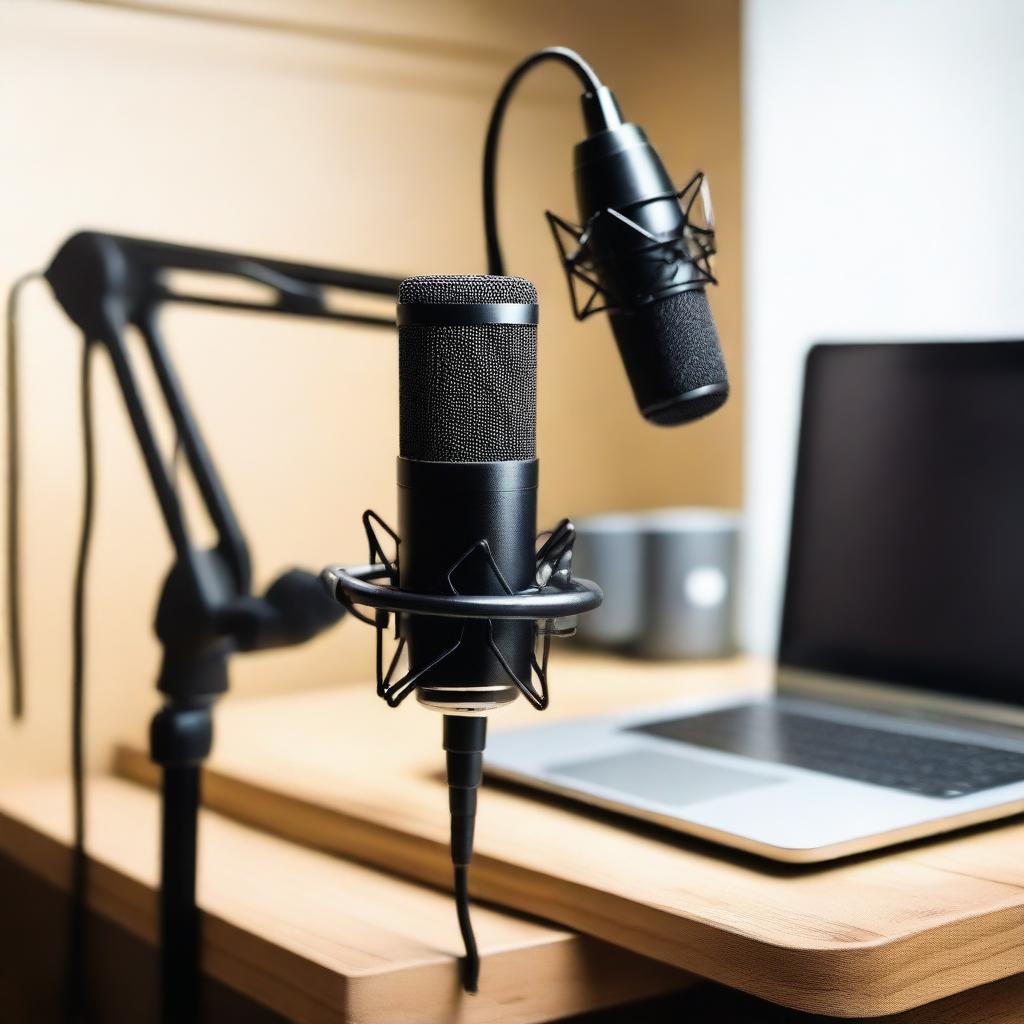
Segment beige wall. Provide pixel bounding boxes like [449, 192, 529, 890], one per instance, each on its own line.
[0, 0, 741, 777]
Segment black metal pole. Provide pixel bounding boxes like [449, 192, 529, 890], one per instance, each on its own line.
[151, 701, 213, 1024]
[160, 763, 202, 1024]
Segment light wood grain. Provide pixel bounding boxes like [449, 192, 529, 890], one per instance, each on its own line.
[0, 775, 686, 1024]
[117, 654, 1024, 1017]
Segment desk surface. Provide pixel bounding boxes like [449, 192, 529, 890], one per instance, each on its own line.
[0, 776, 684, 1024]
[117, 654, 1024, 1018]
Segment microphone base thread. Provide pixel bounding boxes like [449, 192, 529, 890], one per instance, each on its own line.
[443, 714, 487, 993]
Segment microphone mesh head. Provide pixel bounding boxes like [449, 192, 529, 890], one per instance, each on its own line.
[398, 275, 537, 462]
[609, 288, 728, 425]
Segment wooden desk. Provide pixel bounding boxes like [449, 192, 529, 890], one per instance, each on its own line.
[116, 654, 1024, 1018]
[666, 974, 1024, 1023]
[0, 776, 685, 1023]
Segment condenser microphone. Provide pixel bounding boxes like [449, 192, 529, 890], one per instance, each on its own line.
[483, 46, 728, 427]
[396, 274, 538, 714]
[397, 273, 539, 990]
[563, 88, 727, 426]
[322, 275, 601, 993]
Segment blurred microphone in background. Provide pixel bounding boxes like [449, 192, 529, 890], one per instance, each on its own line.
[485, 46, 727, 425]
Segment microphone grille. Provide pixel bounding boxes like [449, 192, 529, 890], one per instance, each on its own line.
[398, 275, 537, 463]
[399, 274, 536, 306]
[610, 288, 728, 425]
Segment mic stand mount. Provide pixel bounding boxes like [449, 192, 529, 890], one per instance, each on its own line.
[39, 231, 401, 1023]
[323, 514, 603, 712]
[322, 507, 603, 990]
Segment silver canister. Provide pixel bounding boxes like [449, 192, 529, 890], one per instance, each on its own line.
[636, 508, 740, 659]
[571, 513, 646, 648]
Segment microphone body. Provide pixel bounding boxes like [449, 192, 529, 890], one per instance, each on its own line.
[398, 459, 535, 711]
[566, 98, 728, 425]
[396, 275, 539, 713]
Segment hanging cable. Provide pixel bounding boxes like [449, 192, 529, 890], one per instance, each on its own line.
[453, 864, 480, 992]
[482, 47, 602, 276]
[66, 337, 97, 1023]
[5, 271, 42, 720]
[6, 273, 94, 1017]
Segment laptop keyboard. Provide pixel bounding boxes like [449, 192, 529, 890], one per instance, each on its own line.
[630, 704, 1024, 798]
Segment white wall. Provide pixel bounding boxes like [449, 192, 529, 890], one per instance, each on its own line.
[742, 0, 1024, 653]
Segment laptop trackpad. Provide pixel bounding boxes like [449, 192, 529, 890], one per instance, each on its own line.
[547, 749, 782, 808]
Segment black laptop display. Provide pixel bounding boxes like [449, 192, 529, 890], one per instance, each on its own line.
[779, 341, 1024, 708]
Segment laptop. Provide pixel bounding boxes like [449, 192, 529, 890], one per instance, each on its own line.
[486, 341, 1024, 862]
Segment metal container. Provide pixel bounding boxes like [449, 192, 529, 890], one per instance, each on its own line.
[572, 513, 645, 647]
[636, 508, 741, 659]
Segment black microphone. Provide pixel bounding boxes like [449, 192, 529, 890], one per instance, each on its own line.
[559, 87, 727, 426]
[396, 273, 539, 990]
[397, 274, 538, 713]
[483, 46, 728, 427]
[323, 273, 602, 992]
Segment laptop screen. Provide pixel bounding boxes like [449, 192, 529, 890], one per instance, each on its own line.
[778, 341, 1024, 708]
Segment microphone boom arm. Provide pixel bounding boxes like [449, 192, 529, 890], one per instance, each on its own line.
[40, 231, 401, 615]
[17, 230, 401, 1024]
